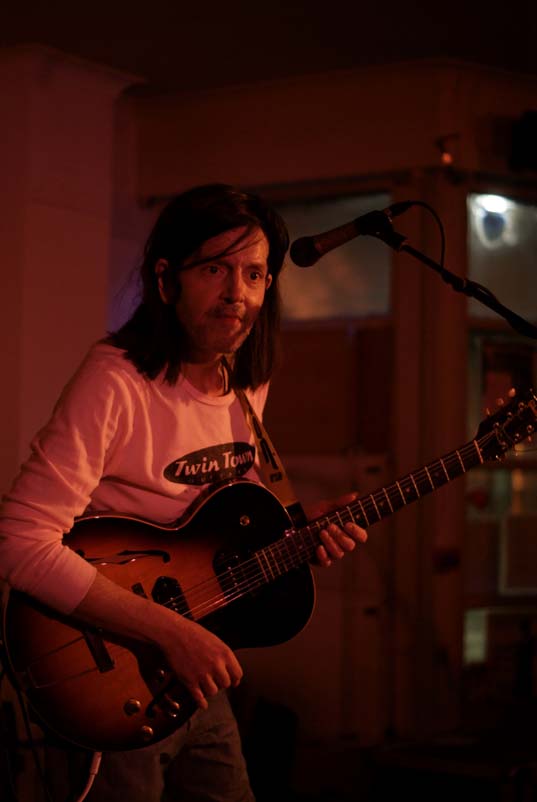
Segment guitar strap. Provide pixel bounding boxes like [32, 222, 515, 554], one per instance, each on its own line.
[235, 386, 307, 528]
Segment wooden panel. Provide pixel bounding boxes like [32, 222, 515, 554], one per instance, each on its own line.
[264, 322, 393, 456]
[354, 326, 394, 453]
[464, 520, 500, 602]
[501, 515, 537, 594]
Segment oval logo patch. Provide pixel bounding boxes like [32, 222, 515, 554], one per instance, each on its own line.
[164, 442, 255, 486]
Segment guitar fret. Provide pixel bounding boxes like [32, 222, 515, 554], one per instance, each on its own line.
[297, 527, 311, 556]
[402, 478, 416, 500]
[440, 458, 450, 482]
[410, 474, 420, 497]
[302, 522, 320, 561]
[307, 525, 321, 559]
[382, 487, 394, 513]
[261, 547, 275, 579]
[358, 499, 370, 527]
[473, 439, 484, 464]
[255, 553, 270, 583]
[275, 538, 290, 571]
[348, 505, 357, 524]
[432, 460, 448, 485]
[283, 536, 301, 569]
[266, 547, 282, 578]
[424, 466, 435, 490]
[456, 450, 466, 472]
[395, 480, 407, 504]
[335, 510, 345, 527]
[369, 494, 381, 521]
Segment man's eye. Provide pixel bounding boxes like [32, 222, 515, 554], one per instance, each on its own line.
[249, 271, 263, 281]
[203, 264, 221, 275]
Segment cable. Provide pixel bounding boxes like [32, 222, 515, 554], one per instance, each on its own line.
[11, 682, 55, 802]
[73, 751, 103, 802]
[401, 199, 446, 267]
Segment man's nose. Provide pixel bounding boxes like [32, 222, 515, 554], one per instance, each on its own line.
[221, 269, 245, 302]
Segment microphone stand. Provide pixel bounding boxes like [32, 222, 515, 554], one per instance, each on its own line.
[374, 225, 537, 341]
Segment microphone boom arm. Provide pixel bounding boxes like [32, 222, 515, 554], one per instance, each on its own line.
[372, 222, 537, 341]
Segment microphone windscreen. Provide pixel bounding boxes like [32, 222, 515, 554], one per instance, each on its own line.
[289, 237, 320, 268]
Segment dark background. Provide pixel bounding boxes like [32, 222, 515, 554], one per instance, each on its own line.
[2, 0, 537, 93]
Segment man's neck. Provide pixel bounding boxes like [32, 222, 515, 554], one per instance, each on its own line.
[182, 359, 228, 396]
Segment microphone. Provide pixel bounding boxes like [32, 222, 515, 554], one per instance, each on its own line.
[289, 201, 415, 267]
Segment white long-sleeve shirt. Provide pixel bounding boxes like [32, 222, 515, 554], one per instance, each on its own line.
[0, 342, 267, 613]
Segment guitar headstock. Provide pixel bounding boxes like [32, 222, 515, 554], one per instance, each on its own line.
[476, 388, 537, 462]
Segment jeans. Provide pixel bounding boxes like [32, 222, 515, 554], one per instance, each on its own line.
[45, 691, 255, 802]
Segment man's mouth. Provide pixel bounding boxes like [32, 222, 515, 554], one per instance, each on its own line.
[213, 309, 244, 322]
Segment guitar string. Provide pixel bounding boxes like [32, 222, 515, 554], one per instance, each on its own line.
[31, 426, 515, 690]
[46, 437, 493, 682]
[157, 436, 495, 621]
[82, 437, 490, 628]
[29, 433, 500, 673]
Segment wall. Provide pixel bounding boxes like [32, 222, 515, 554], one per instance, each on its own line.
[133, 59, 537, 196]
[1, 49, 536, 797]
[0, 46, 136, 490]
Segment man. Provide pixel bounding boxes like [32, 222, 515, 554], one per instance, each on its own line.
[0, 183, 366, 801]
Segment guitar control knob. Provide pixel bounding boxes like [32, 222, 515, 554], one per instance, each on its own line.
[123, 699, 142, 716]
[140, 725, 154, 741]
[240, 515, 251, 527]
[165, 698, 181, 718]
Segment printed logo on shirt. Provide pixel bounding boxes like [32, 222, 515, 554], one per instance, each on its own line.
[164, 442, 255, 485]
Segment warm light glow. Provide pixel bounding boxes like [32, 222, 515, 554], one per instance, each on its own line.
[476, 194, 512, 214]
[469, 193, 518, 249]
[511, 468, 525, 493]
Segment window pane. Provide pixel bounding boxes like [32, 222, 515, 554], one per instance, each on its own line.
[277, 193, 392, 320]
[467, 193, 537, 321]
[466, 467, 537, 596]
[463, 609, 488, 664]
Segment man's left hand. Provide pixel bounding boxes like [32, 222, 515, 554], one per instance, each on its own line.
[305, 493, 367, 567]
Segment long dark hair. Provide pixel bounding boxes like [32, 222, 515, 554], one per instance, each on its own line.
[110, 184, 289, 389]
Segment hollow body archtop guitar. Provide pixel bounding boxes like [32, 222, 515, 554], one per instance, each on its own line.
[3, 390, 537, 751]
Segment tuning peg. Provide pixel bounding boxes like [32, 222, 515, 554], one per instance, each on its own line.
[508, 387, 517, 398]
[496, 397, 505, 407]
[485, 407, 492, 417]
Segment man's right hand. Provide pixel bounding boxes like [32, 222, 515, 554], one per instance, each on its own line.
[161, 616, 243, 709]
[73, 570, 243, 710]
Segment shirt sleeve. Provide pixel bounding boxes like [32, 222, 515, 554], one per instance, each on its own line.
[0, 353, 132, 614]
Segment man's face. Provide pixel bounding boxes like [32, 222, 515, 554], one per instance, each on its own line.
[158, 226, 272, 363]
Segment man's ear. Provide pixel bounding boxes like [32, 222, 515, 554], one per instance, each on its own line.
[265, 273, 273, 290]
[155, 259, 171, 304]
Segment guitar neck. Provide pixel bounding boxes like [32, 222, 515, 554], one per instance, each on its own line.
[256, 435, 488, 575]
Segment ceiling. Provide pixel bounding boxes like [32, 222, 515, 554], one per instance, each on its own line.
[2, 0, 537, 94]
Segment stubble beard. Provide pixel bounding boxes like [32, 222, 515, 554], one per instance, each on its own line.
[187, 316, 255, 361]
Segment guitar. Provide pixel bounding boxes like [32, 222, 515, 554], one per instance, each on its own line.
[2, 389, 537, 751]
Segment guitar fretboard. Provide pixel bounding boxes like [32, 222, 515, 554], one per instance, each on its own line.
[183, 390, 536, 617]
[253, 436, 488, 581]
